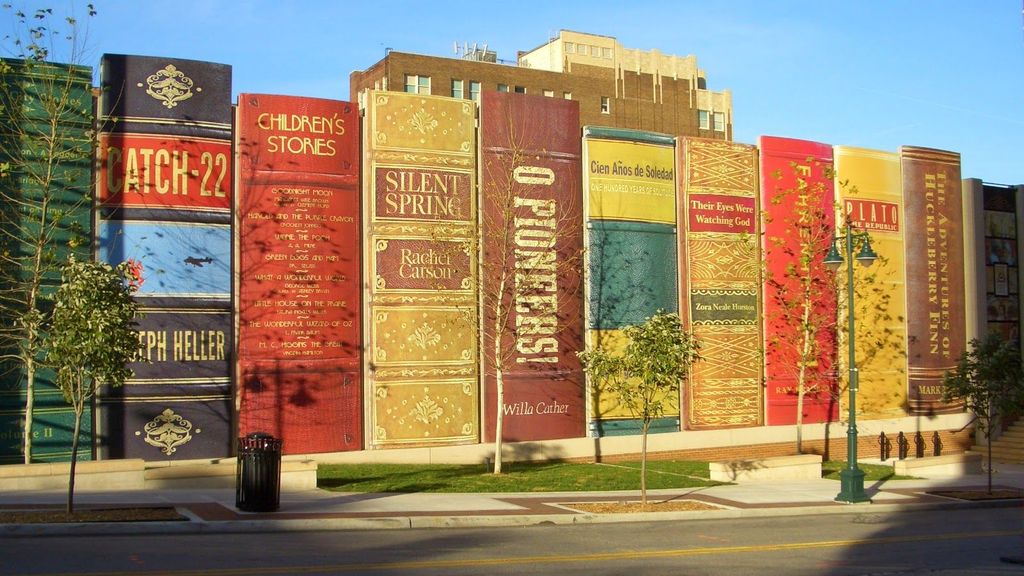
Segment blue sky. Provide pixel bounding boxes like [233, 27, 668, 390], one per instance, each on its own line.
[7, 1, 1023, 184]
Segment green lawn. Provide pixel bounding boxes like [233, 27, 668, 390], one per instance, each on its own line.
[317, 460, 721, 493]
[821, 460, 915, 481]
[317, 459, 913, 493]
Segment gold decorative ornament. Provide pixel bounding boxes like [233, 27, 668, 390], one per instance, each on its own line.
[410, 394, 443, 424]
[140, 409, 194, 455]
[138, 65, 199, 109]
[410, 110, 438, 135]
[408, 323, 441, 350]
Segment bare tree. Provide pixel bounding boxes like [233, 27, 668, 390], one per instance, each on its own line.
[0, 3, 95, 462]
[480, 93, 585, 473]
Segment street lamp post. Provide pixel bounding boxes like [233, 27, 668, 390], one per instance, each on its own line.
[824, 215, 876, 504]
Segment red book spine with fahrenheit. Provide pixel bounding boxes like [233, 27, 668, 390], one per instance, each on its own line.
[759, 136, 838, 425]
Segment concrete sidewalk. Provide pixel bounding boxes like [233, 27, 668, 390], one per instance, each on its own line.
[2, 463, 1023, 537]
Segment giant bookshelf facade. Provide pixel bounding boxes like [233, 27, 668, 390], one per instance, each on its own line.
[901, 147, 966, 416]
[583, 127, 679, 436]
[0, 52, 1005, 462]
[479, 92, 586, 442]
[833, 146, 909, 418]
[679, 138, 762, 430]
[759, 136, 839, 426]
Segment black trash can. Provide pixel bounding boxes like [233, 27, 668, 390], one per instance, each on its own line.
[235, 432, 282, 512]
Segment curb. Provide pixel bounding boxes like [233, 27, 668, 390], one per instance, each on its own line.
[2, 497, 1018, 538]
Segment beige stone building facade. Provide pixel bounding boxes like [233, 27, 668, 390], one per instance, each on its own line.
[350, 30, 732, 141]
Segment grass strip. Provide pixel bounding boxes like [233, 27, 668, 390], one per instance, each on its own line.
[318, 459, 914, 493]
[318, 460, 722, 493]
[821, 460, 916, 481]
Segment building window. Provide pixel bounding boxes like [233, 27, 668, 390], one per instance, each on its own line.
[713, 112, 725, 132]
[451, 79, 464, 99]
[565, 41, 575, 54]
[600, 96, 610, 114]
[602, 47, 613, 59]
[497, 83, 509, 92]
[563, 92, 572, 100]
[591, 45, 601, 57]
[543, 89, 554, 97]
[578, 44, 588, 56]
[514, 85, 526, 94]
[405, 74, 430, 95]
[469, 81, 481, 101]
[698, 110, 710, 130]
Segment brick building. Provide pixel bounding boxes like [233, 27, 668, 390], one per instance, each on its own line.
[350, 30, 732, 141]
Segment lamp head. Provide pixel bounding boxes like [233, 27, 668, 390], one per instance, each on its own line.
[855, 236, 878, 267]
[824, 239, 843, 271]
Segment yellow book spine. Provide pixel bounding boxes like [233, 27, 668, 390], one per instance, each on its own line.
[585, 139, 676, 224]
[364, 92, 479, 446]
[834, 146, 908, 418]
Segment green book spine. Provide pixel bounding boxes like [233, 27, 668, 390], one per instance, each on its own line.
[0, 58, 94, 463]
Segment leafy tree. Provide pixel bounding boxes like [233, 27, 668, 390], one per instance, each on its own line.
[764, 161, 903, 454]
[46, 256, 140, 514]
[579, 312, 699, 504]
[943, 333, 1024, 494]
[0, 3, 95, 463]
[763, 160, 838, 454]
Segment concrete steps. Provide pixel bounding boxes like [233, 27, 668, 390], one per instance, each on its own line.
[972, 419, 1024, 463]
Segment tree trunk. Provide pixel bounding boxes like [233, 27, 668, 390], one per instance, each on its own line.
[640, 419, 650, 505]
[795, 364, 805, 455]
[492, 285, 507, 475]
[23, 357, 35, 464]
[23, 194, 51, 464]
[987, 423, 993, 495]
[67, 397, 83, 515]
[795, 296, 814, 455]
[493, 364, 504, 475]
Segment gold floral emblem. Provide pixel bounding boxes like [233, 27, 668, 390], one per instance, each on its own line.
[410, 394, 443, 424]
[139, 409, 195, 455]
[138, 64, 200, 109]
[408, 323, 441, 350]
[409, 109, 438, 134]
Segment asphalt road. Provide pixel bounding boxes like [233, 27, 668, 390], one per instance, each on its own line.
[2, 507, 1021, 575]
